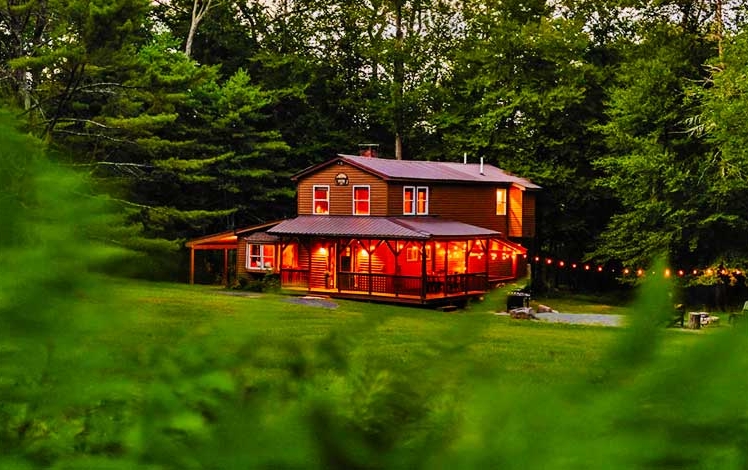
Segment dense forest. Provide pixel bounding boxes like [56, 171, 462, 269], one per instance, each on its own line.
[2, 0, 748, 278]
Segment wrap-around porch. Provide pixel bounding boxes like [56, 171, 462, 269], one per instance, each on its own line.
[275, 236, 525, 305]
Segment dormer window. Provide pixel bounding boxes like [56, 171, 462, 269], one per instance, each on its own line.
[353, 186, 370, 215]
[404, 186, 429, 215]
[313, 185, 329, 214]
[496, 188, 507, 215]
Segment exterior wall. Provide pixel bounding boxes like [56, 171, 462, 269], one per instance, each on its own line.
[296, 162, 389, 216]
[522, 192, 536, 238]
[387, 183, 508, 233]
[508, 186, 523, 238]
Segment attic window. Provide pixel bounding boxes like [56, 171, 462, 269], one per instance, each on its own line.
[313, 185, 329, 214]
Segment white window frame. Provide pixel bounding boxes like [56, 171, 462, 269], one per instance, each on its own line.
[352, 185, 370, 216]
[246, 243, 275, 270]
[313, 185, 330, 215]
[416, 186, 429, 215]
[403, 186, 416, 215]
[496, 188, 507, 215]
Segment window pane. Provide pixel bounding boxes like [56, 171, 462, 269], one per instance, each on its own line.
[403, 187, 415, 214]
[496, 189, 507, 215]
[314, 186, 329, 214]
[314, 187, 328, 199]
[354, 187, 369, 199]
[417, 187, 428, 214]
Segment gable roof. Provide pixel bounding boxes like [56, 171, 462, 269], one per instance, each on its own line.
[293, 154, 541, 190]
[267, 215, 500, 240]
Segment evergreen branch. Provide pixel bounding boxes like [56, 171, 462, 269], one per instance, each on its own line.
[52, 128, 137, 145]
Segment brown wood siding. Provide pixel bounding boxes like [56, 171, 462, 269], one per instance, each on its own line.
[509, 187, 523, 238]
[236, 239, 247, 277]
[297, 162, 389, 216]
[387, 183, 506, 233]
[522, 192, 536, 238]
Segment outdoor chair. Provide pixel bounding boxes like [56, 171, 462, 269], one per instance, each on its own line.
[729, 301, 748, 324]
[669, 304, 685, 328]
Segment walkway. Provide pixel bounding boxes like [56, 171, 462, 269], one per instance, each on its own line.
[496, 311, 625, 327]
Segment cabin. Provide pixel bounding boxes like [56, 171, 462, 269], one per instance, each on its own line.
[187, 153, 540, 305]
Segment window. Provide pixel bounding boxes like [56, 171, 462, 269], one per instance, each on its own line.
[247, 243, 275, 270]
[353, 185, 370, 215]
[416, 187, 429, 214]
[313, 185, 329, 214]
[403, 187, 415, 214]
[496, 188, 507, 215]
[404, 186, 428, 215]
[406, 245, 432, 262]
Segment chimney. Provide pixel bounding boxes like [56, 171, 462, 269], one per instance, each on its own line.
[480, 157, 484, 175]
[358, 143, 379, 158]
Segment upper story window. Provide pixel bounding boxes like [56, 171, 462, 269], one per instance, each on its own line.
[247, 243, 275, 270]
[404, 186, 429, 215]
[353, 185, 370, 215]
[496, 188, 507, 215]
[313, 185, 329, 214]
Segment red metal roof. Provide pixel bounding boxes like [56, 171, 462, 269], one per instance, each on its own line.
[293, 155, 541, 189]
[267, 216, 500, 239]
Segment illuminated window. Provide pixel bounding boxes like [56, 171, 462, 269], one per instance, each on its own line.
[247, 243, 275, 270]
[353, 185, 370, 215]
[406, 245, 432, 262]
[403, 187, 415, 214]
[313, 185, 329, 214]
[496, 188, 507, 215]
[404, 186, 428, 215]
[416, 187, 428, 214]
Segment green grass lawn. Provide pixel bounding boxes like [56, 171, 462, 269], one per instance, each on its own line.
[4, 277, 747, 469]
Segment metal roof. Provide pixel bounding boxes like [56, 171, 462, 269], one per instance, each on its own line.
[337, 155, 542, 189]
[268, 216, 500, 239]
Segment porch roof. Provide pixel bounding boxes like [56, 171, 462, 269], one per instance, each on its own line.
[267, 216, 500, 240]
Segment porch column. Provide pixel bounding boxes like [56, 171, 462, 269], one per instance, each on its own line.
[443, 241, 449, 297]
[485, 238, 490, 289]
[223, 248, 229, 286]
[464, 241, 470, 294]
[190, 247, 195, 285]
[420, 241, 427, 301]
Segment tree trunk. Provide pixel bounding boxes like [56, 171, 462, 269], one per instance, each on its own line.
[393, 0, 404, 160]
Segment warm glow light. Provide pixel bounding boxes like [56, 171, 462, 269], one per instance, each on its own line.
[623, 268, 630, 275]
[436, 242, 441, 248]
[584, 265, 590, 270]
[491, 253, 497, 260]
[637, 269, 643, 276]
[558, 261, 565, 267]
[597, 266, 603, 272]
[693, 269, 699, 275]
[546, 258, 552, 265]
[572, 263, 577, 269]
[664, 268, 671, 278]
[360, 249, 368, 257]
[534, 256, 540, 262]
[318, 247, 328, 255]
[678, 270, 684, 276]
[707, 268, 713, 275]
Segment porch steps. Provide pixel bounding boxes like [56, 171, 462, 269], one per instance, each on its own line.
[438, 305, 459, 313]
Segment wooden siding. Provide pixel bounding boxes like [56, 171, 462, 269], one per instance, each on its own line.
[522, 192, 536, 237]
[236, 240, 247, 278]
[388, 183, 508, 233]
[297, 162, 389, 216]
[509, 186, 523, 238]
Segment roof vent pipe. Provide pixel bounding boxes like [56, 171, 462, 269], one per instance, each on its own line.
[480, 157, 484, 175]
[463, 152, 467, 165]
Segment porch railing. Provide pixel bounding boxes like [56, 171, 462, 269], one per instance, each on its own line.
[281, 270, 488, 298]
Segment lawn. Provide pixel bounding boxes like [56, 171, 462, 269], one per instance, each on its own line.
[3, 277, 746, 469]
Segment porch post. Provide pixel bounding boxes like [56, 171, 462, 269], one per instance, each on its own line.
[464, 241, 470, 294]
[485, 238, 490, 289]
[420, 240, 427, 301]
[443, 241, 449, 297]
[223, 248, 229, 286]
[190, 247, 195, 285]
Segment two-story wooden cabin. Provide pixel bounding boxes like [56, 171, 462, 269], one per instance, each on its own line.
[187, 154, 539, 305]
